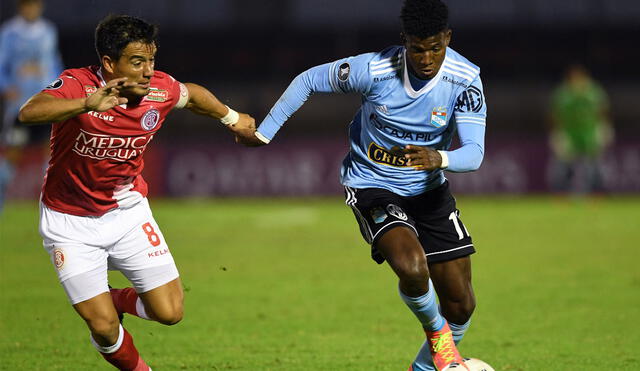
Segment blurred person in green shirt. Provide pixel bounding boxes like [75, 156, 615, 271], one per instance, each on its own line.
[549, 64, 613, 193]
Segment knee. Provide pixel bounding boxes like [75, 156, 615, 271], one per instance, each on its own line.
[152, 304, 183, 326]
[87, 316, 120, 339]
[442, 293, 476, 324]
[394, 254, 430, 296]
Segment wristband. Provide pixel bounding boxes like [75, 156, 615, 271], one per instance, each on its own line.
[254, 131, 271, 144]
[437, 150, 449, 169]
[220, 106, 240, 126]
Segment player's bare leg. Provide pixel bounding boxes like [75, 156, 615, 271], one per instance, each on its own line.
[74, 293, 150, 370]
[111, 277, 183, 325]
[429, 256, 476, 335]
[138, 277, 184, 325]
[377, 226, 429, 296]
[376, 226, 466, 371]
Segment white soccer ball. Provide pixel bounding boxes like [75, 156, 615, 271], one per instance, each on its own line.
[443, 358, 495, 371]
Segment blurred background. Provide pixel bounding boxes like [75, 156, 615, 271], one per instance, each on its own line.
[1, 0, 639, 200]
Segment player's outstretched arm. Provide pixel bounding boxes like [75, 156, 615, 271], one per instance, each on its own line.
[182, 82, 262, 145]
[18, 77, 134, 124]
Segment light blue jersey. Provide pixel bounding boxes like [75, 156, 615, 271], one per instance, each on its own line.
[257, 46, 486, 196]
[0, 15, 63, 127]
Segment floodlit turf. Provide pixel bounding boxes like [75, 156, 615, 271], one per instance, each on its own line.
[1, 196, 639, 370]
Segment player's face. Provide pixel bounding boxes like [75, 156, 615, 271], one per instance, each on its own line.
[19, 1, 43, 22]
[404, 30, 451, 80]
[103, 42, 156, 98]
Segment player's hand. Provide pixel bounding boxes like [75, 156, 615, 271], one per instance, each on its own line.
[228, 113, 265, 147]
[84, 77, 136, 112]
[404, 145, 442, 170]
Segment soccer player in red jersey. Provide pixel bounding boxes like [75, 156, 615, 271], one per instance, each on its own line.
[18, 15, 255, 370]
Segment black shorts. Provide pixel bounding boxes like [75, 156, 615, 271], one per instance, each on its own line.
[344, 181, 475, 264]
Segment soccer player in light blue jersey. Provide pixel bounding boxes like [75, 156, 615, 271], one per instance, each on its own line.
[234, 1, 485, 369]
[0, 0, 63, 144]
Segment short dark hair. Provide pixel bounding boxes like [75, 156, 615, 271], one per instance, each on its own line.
[400, 0, 449, 39]
[95, 15, 158, 61]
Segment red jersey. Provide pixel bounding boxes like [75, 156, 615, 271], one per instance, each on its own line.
[41, 66, 187, 216]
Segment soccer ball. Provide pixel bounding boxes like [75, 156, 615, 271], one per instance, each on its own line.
[443, 358, 495, 371]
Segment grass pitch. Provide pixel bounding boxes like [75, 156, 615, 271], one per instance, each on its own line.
[1, 196, 639, 370]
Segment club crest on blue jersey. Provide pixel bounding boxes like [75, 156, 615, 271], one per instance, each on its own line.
[430, 106, 448, 128]
[370, 207, 388, 224]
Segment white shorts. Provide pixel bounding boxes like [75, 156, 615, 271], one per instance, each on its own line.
[39, 198, 179, 304]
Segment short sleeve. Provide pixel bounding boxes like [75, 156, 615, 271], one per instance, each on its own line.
[41, 73, 84, 99]
[164, 73, 188, 109]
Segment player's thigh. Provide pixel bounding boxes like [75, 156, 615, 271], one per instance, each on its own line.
[411, 182, 475, 264]
[344, 186, 419, 264]
[428, 256, 473, 301]
[376, 226, 428, 276]
[40, 202, 112, 304]
[138, 277, 184, 324]
[109, 199, 180, 294]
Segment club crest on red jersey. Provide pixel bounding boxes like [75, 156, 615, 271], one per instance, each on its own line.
[53, 247, 65, 270]
[141, 108, 160, 130]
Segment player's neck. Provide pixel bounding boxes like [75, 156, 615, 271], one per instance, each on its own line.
[407, 66, 432, 90]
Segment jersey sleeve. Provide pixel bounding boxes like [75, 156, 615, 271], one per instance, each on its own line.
[0, 27, 13, 91]
[41, 72, 84, 99]
[163, 73, 188, 110]
[326, 53, 375, 94]
[256, 53, 375, 142]
[445, 75, 487, 172]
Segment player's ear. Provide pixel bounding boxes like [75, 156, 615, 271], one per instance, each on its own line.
[101, 55, 116, 74]
[444, 29, 452, 46]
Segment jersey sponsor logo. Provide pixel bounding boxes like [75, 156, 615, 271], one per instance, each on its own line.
[386, 204, 408, 221]
[338, 62, 350, 81]
[45, 78, 64, 90]
[430, 106, 448, 128]
[73, 129, 154, 162]
[84, 85, 98, 96]
[141, 108, 160, 130]
[52, 247, 65, 270]
[144, 88, 168, 103]
[87, 110, 115, 122]
[371, 113, 441, 142]
[455, 86, 484, 113]
[148, 248, 170, 258]
[367, 142, 409, 167]
[370, 207, 388, 224]
[442, 75, 467, 87]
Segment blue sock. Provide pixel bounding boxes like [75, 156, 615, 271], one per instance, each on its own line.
[449, 319, 471, 345]
[398, 279, 445, 332]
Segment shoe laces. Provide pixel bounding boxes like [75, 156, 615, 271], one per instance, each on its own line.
[430, 331, 457, 364]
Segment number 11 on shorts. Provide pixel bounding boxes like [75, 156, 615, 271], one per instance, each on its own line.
[449, 211, 469, 240]
[142, 222, 161, 247]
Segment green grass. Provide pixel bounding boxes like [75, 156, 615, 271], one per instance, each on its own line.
[1, 196, 639, 370]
